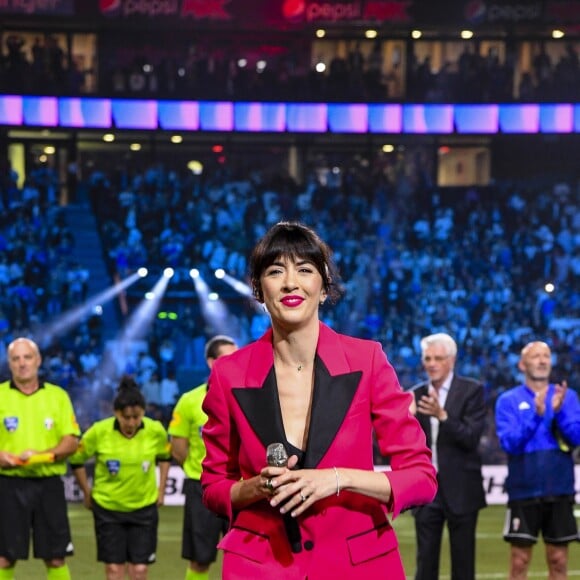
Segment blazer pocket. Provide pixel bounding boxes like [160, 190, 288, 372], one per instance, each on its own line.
[346, 522, 398, 565]
[218, 526, 271, 563]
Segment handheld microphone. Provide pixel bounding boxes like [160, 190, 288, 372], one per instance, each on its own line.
[266, 442, 302, 553]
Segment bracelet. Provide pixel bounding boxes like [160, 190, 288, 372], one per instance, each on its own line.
[333, 466, 340, 496]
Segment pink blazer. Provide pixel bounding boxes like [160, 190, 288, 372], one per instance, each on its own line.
[202, 323, 436, 579]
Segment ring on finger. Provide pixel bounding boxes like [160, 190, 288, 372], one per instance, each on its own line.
[300, 492, 307, 502]
[266, 478, 274, 492]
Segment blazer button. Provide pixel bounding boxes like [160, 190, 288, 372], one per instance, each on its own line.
[303, 540, 314, 551]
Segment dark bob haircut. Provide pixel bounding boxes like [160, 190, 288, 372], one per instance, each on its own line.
[113, 375, 146, 411]
[249, 221, 343, 303]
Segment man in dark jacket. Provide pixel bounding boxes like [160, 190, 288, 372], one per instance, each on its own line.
[410, 332, 486, 580]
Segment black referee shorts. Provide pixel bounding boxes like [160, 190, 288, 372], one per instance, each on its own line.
[0, 475, 73, 562]
[92, 500, 158, 565]
[182, 478, 228, 565]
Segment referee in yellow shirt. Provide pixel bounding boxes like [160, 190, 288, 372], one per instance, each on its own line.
[0, 337, 80, 580]
[169, 335, 238, 580]
[70, 375, 170, 580]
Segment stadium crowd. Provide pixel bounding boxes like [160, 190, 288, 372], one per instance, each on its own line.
[0, 152, 578, 462]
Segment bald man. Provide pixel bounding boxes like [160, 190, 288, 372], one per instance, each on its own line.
[0, 338, 80, 580]
[495, 341, 580, 580]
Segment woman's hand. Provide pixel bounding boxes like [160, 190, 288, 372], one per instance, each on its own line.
[267, 466, 339, 517]
[259, 454, 299, 498]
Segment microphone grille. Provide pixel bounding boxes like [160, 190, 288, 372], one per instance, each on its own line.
[266, 442, 288, 467]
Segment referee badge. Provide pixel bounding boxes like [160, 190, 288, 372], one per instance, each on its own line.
[142, 461, 151, 472]
[4, 417, 18, 432]
[106, 460, 121, 475]
[44, 417, 54, 430]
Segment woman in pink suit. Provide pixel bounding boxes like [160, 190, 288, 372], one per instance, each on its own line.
[201, 221, 437, 579]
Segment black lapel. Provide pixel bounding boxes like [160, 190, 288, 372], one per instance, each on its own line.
[303, 356, 361, 468]
[232, 357, 361, 468]
[232, 367, 285, 450]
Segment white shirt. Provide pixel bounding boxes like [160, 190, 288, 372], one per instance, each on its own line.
[429, 371, 453, 471]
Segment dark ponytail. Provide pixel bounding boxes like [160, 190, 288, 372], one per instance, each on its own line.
[113, 375, 146, 411]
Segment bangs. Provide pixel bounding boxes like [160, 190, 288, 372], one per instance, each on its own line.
[255, 227, 324, 273]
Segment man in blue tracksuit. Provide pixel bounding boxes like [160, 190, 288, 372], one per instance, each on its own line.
[495, 341, 580, 580]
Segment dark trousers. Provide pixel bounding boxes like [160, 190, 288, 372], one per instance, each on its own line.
[413, 492, 479, 580]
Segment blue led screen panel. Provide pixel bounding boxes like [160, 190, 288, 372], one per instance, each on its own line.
[199, 102, 234, 131]
[0, 95, 23, 125]
[59, 98, 112, 128]
[234, 102, 286, 132]
[158, 101, 200, 130]
[455, 105, 498, 133]
[112, 99, 158, 129]
[286, 103, 327, 132]
[23, 96, 58, 127]
[574, 105, 580, 132]
[403, 104, 454, 134]
[367, 104, 403, 133]
[539, 104, 573, 133]
[499, 104, 539, 133]
[327, 104, 368, 133]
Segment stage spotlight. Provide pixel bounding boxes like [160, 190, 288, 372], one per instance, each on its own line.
[98, 270, 172, 383]
[215, 268, 225, 279]
[33, 270, 145, 349]
[217, 272, 253, 298]
[190, 268, 200, 279]
[138, 267, 148, 277]
[163, 267, 175, 278]
[208, 292, 219, 301]
[93, 305, 103, 316]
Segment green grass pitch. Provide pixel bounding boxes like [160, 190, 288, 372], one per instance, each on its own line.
[15, 504, 579, 578]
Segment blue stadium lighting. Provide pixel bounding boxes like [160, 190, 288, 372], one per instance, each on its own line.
[163, 267, 175, 278]
[208, 292, 219, 301]
[97, 271, 172, 383]
[218, 272, 253, 297]
[190, 268, 200, 279]
[214, 268, 225, 279]
[32, 270, 145, 349]
[138, 267, 148, 277]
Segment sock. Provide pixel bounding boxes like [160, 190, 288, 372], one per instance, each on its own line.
[46, 564, 71, 580]
[0, 567, 15, 580]
[185, 568, 209, 580]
